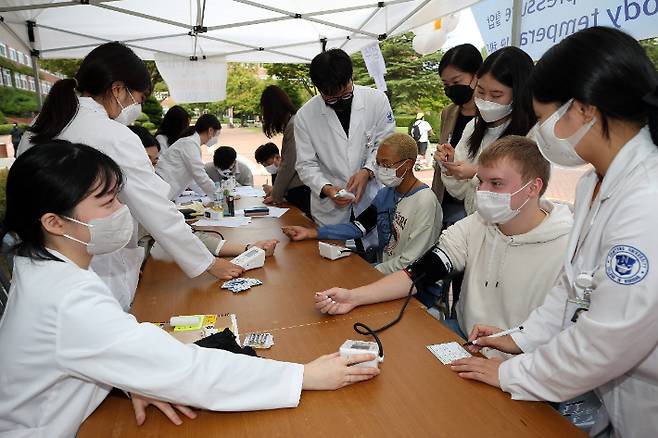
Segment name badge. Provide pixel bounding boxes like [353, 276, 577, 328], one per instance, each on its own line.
[562, 297, 590, 329]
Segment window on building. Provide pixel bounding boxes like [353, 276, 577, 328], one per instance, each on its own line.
[28, 77, 35, 91]
[2, 69, 11, 87]
[0, 44, 6, 58]
[25, 55, 32, 67]
[9, 48, 17, 62]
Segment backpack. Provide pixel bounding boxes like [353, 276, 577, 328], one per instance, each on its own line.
[411, 121, 422, 141]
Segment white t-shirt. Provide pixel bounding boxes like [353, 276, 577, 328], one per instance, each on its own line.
[413, 120, 432, 143]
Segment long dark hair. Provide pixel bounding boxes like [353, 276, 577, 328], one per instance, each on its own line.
[260, 85, 297, 138]
[4, 141, 124, 262]
[28, 42, 152, 144]
[530, 26, 658, 145]
[468, 46, 535, 159]
[439, 43, 482, 76]
[155, 105, 190, 146]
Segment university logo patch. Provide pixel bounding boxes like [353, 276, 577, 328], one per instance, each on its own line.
[605, 245, 649, 285]
[386, 111, 394, 123]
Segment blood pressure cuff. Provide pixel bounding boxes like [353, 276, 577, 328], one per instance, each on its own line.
[194, 328, 258, 357]
[404, 245, 454, 288]
[351, 205, 378, 236]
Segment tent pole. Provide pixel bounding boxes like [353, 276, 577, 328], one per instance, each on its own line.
[511, 0, 522, 47]
[27, 21, 43, 109]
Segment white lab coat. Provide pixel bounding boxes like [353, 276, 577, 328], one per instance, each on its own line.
[18, 98, 214, 309]
[155, 133, 169, 152]
[295, 85, 396, 225]
[155, 132, 216, 199]
[499, 127, 658, 438]
[0, 250, 304, 437]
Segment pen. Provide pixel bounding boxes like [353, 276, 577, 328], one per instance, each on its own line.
[462, 325, 524, 346]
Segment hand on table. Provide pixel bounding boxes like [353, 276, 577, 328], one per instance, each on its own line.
[346, 169, 371, 203]
[207, 258, 244, 280]
[281, 226, 317, 241]
[314, 288, 357, 315]
[130, 393, 197, 426]
[302, 352, 380, 390]
[449, 356, 503, 388]
[252, 239, 279, 257]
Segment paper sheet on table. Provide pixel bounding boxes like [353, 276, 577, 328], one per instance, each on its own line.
[235, 206, 289, 218]
[234, 186, 266, 197]
[193, 217, 252, 227]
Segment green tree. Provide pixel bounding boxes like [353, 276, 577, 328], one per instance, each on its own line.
[640, 38, 658, 70]
[225, 63, 268, 120]
[264, 63, 315, 99]
[351, 32, 450, 117]
[39, 59, 81, 78]
[142, 94, 163, 126]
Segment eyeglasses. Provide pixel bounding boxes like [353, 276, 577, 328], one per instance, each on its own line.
[322, 83, 354, 105]
[376, 159, 408, 169]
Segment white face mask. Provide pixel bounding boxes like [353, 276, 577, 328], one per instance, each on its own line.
[62, 204, 133, 255]
[219, 167, 232, 178]
[528, 98, 595, 168]
[376, 161, 408, 188]
[475, 180, 532, 224]
[114, 88, 142, 126]
[475, 97, 513, 123]
[264, 164, 279, 174]
[206, 134, 219, 148]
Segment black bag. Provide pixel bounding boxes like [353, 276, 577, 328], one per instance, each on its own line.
[194, 328, 258, 357]
[411, 121, 422, 141]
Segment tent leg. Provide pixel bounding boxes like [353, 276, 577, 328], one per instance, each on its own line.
[27, 20, 43, 110]
[511, 0, 522, 47]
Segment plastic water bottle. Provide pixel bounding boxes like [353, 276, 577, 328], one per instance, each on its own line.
[212, 184, 224, 214]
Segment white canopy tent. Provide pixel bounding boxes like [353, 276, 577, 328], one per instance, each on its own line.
[0, 0, 481, 104]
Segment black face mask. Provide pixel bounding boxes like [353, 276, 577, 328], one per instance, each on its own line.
[445, 84, 474, 106]
[327, 96, 353, 113]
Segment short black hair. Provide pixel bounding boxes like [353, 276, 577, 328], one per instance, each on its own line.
[195, 113, 221, 134]
[4, 140, 124, 262]
[309, 48, 353, 95]
[213, 146, 237, 170]
[439, 43, 483, 76]
[254, 142, 280, 164]
[128, 125, 159, 151]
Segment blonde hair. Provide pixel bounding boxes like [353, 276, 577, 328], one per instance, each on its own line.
[478, 135, 551, 196]
[380, 133, 418, 160]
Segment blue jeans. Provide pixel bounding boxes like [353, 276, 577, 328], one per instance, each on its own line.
[441, 318, 467, 339]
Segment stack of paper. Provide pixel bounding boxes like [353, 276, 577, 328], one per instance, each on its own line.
[234, 186, 266, 197]
[193, 216, 252, 227]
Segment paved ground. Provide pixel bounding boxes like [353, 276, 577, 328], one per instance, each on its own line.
[1, 129, 588, 203]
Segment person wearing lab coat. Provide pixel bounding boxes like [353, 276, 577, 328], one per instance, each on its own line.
[156, 114, 220, 200]
[0, 141, 380, 437]
[17, 42, 244, 310]
[295, 48, 396, 226]
[449, 27, 658, 438]
[155, 105, 191, 152]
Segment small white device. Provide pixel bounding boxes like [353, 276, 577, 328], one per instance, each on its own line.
[318, 241, 351, 261]
[339, 340, 383, 368]
[231, 246, 266, 271]
[169, 315, 201, 327]
[204, 209, 222, 220]
[334, 189, 356, 200]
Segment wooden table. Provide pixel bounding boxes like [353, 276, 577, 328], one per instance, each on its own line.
[79, 199, 583, 437]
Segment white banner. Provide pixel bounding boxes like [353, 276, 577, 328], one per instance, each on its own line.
[154, 54, 228, 103]
[472, 0, 658, 60]
[360, 43, 388, 91]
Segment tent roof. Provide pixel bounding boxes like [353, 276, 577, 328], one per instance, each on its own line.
[1, 0, 479, 62]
